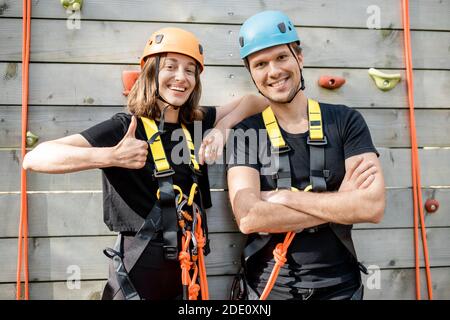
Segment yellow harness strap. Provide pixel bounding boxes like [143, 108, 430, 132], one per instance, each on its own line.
[258, 99, 323, 301]
[141, 117, 171, 173]
[141, 117, 199, 174]
[181, 124, 200, 172]
[262, 106, 286, 149]
[307, 99, 324, 141]
[262, 98, 324, 146]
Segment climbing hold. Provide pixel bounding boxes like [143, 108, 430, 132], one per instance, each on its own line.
[425, 199, 439, 214]
[122, 70, 140, 96]
[318, 76, 346, 89]
[26, 131, 39, 148]
[368, 68, 401, 91]
[61, 0, 83, 11]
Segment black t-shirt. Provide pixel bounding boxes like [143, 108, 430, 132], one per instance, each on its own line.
[228, 102, 378, 293]
[80, 107, 216, 232]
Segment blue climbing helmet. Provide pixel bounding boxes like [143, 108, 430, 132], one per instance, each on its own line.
[239, 10, 300, 59]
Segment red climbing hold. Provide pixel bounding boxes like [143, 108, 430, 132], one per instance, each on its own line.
[425, 199, 439, 214]
[318, 76, 346, 89]
[122, 70, 140, 96]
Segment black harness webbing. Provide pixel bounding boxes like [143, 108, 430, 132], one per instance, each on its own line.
[103, 116, 209, 300]
[243, 99, 330, 262]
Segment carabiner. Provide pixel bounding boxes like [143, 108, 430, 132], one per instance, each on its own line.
[156, 184, 184, 205]
[187, 183, 198, 206]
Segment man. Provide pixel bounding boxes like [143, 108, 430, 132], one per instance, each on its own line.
[227, 11, 385, 300]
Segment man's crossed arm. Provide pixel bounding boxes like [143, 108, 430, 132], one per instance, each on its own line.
[227, 152, 385, 234]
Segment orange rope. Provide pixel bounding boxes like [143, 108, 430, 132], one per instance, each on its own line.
[178, 209, 210, 300]
[17, 0, 31, 300]
[259, 231, 296, 300]
[401, 0, 432, 300]
[188, 265, 201, 300]
[195, 211, 209, 300]
[179, 231, 192, 290]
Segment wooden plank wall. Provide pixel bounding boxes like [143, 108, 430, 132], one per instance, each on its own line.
[1, 0, 449, 300]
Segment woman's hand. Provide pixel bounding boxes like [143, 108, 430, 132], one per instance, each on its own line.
[198, 127, 226, 165]
[112, 116, 149, 169]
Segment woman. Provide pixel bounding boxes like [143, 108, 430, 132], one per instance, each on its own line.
[23, 27, 266, 300]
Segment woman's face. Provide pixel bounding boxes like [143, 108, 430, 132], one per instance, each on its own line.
[158, 52, 197, 107]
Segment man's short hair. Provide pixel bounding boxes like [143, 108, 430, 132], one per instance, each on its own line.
[244, 42, 303, 70]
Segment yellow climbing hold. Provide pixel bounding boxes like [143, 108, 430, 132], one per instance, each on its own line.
[368, 68, 401, 91]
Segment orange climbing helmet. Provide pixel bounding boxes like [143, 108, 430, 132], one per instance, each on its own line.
[140, 27, 204, 72]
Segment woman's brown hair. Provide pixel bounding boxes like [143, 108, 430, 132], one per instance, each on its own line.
[127, 55, 204, 123]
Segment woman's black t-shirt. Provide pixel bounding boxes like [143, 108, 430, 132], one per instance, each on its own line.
[80, 107, 216, 232]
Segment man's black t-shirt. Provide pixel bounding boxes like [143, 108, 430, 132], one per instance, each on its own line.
[80, 107, 216, 232]
[228, 102, 378, 295]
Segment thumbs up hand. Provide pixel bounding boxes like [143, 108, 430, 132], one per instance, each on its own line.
[112, 116, 149, 169]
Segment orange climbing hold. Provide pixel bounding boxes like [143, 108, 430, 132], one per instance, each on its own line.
[122, 70, 140, 96]
[318, 76, 346, 89]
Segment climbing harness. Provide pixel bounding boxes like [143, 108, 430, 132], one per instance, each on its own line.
[103, 27, 208, 300]
[17, 0, 32, 301]
[259, 99, 327, 300]
[231, 99, 361, 300]
[401, 0, 432, 300]
[145, 116, 209, 300]
[104, 116, 209, 300]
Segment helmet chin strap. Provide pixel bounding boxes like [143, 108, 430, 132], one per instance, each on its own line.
[247, 44, 305, 105]
[284, 44, 305, 104]
[157, 103, 171, 133]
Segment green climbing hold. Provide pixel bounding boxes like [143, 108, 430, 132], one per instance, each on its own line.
[61, 0, 83, 11]
[26, 131, 39, 148]
[368, 68, 401, 91]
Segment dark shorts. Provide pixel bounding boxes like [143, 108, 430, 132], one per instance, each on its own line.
[246, 275, 364, 300]
[102, 235, 183, 300]
[231, 266, 364, 301]
[286, 277, 364, 300]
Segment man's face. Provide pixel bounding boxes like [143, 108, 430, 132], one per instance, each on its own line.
[247, 44, 303, 104]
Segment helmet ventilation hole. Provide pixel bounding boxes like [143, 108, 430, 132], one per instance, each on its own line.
[239, 36, 245, 47]
[155, 34, 164, 44]
[277, 22, 286, 33]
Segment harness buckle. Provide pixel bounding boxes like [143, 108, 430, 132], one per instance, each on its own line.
[307, 136, 328, 146]
[153, 168, 175, 178]
[163, 245, 178, 260]
[189, 164, 202, 176]
[270, 171, 291, 181]
[270, 144, 291, 154]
